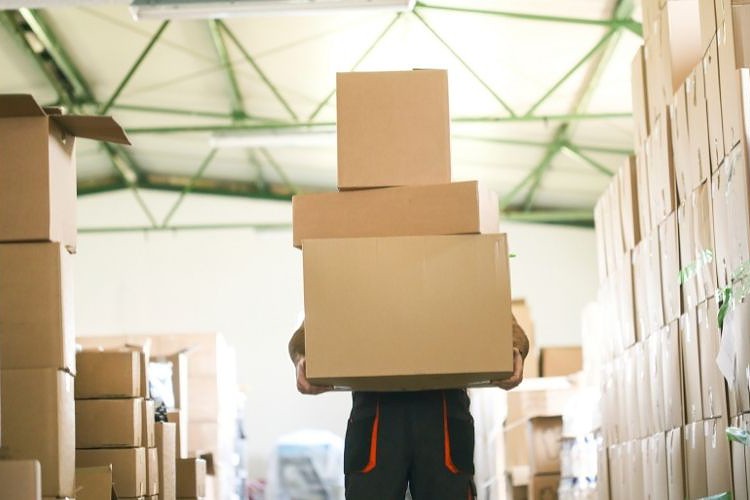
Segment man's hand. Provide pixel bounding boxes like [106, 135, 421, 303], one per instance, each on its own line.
[494, 348, 524, 391]
[295, 356, 332, 395]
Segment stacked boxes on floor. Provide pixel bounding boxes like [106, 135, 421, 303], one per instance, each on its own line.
[293, 69, 514, 391]
[0, 94, 129, 500]
[591, 1, 750, 497]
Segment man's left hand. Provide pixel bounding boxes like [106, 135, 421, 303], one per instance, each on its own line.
[494, 348, 524, 391]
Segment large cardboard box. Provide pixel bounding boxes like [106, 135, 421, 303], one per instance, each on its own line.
[155, 422, 176, 500]
[526, 416, 562, 475]
[75, 350, 140, 399]
[336, 70, 450, 190]
[167, 409, 188, 460]
[687, 66, 712, 186]
[75, 465, 116, 500]
[538, 347, 581, 377]
[681, 306, 704, 423]
[0, 459, 41, 500]
[0, 368, 74, 498]
[75, 397, 143, 449]
[662, 321, 685, 430]
[685, 421, 709, 499]
[292, 181, 498, 248]
[666, 427, 685, 500]
[303, 234, 513, 390]
[659, 1, 704, 97]
[659, 212, 682, 324]
[147, 447, 159, 496]
[704, 417, 733, 496]
[0, 243, 75, 373]
[618, 155, 641, 252]
[0, 94, 129, 251]
[698, 298, 728, 418]
[704, 37, 726, 171]
[527, 473, 559, 500]
[671, 83, 695, 205]
[632, 46, 651, 149]
[76, 447, 146, 498]
[607, 178, 626, 271]
[176, 458, 206, 498]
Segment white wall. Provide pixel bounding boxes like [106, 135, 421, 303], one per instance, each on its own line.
[73, 193, 598, 478]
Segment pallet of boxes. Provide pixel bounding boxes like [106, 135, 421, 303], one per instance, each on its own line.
[293, 69, 514, 389]
[0, 95, 129, 500]
[593, 0, 750, 497]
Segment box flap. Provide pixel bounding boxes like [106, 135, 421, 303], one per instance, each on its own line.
[51, 115, 131, 145]
[43, 106, 64, 115]
[0, 94, 46, 117]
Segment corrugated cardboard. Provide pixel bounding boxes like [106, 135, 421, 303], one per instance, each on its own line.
[176, 458, 206, 498]
[685, 421, 708, 499]
[647, 111, 677, 226]
[731, 415, 749, 500]
[527, 473, 559, 500]
[526, 416, 561, 475]
[75, 350, 140, 399]
[704, 37, 726, 171]
[704, 417, 733, 496]
[538, 347, 582, 377]
[0, 242, 75, 373]
[155, 422, 176, 500]
[687, 67, 712, 186]
[632, 46, 651, 149]
[618, 155, 641, 252]
[143, 399, 155, 449]
[76, 447, 146, 498]
[303, 234, 513, 390]
[662, 321, 685, 430]
[659, 212, 682, 323]
[0, 459, 41, 500]
[666, 427, 685, 500]
[698, 298, 728, 418]
[680, 307, 704, 423]
[692, 181, 718, 303]
[292, 181, 499, 248]
[0, 94, 129, 251]
[167, 410, 188, 460]
[0, 368, 74, 497]
[671, 83, 695, 204]
[75, 465, 116, 500]
[75, 397, 143, 449]
[336, 70, 450, 189]
[147, 447, 159, 496]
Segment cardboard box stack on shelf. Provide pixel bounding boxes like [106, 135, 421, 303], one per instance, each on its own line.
[0, 94, 129, 500]
[293, 69, 515, 391]
[591, 1, 750, 497]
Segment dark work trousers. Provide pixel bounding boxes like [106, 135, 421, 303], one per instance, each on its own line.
[344, 389, 476, 500]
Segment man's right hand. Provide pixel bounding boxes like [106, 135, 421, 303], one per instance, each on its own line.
[295, 356, 332, 395]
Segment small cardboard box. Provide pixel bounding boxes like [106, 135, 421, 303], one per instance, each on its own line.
[167, 409, 188, 460]
[0, 94, 129, 251]
[686, 66, 712, 187]
[666, 427, 685, 500]
[0, 368, 74, 498]
[618, 155, 641, 252]
[143, 399, 155, 449]
[659, 212, 682, 324]
[704, 37, 726, 171]
[526, 416, 562, 475]
[75, 465, 116, 500]
[155, 422, 176, 500]
[632, 46, 651, 149]
[527, 473, 559, 500]
[704, 417, 733, 496]
[292, 181, 498, 249]
[538, 347, 582, 377]
[146, 447, 159, 496]
[336, 70, 450, 190]
[671, 83, 695, 204]
[662, 321, 685, 430]
[0, 459, 41, 500]
[75, 350, 140, 399]
[176, 458, 206, 498]
[698, 298, 728, 419]
[76, 447, 146, 498]
[685, 421, 708, 499]
[303, 234, 513, 390]
[75, 397, 143, 449]
[680, 307, 704, 423]
[0, 242, 75, 373]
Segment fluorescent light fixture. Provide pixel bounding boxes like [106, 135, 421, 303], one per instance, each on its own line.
[131, 0, 415, 20]
[210, 129, 336, 148]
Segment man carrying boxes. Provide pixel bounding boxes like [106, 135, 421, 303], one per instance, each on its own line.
[288, 70, 528, 500]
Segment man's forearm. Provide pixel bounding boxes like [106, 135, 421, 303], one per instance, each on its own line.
[512, 314, 530, 360]
[289, 321, 305, 363]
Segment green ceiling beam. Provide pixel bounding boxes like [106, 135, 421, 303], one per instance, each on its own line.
[207, 19, 246, 121]
[563, 141, 615, 176]
[257, 147, 299, 194]
[453, 134, 632, 156]
[79, 222, 292, 234]
[451, 112, 631, 123]
[77, 175, 129, 196]
[503, 209, 594, 225]
[412, 8, 516, 117]
[308, 12, 402, 122]
[218, 20, 298, 122]
[160, 148, 219, 227]
[141, 173, 295, 202]
[99, 21, 169, 114]
[110, 103, 235, 120]
[521, 131, 567, 211]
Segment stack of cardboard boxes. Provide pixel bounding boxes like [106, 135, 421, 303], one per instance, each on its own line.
[293, 69, 514, 391]
[0, 94, 129, 499]
[593, 0, 750, 497]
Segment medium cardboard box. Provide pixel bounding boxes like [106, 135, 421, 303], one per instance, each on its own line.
[649, 432, 669, 500]
[632, 241, 651, 341]
[607, 180, 626, 271]
[624, 347, 642, 440]
[0, 459, 41, 500]
[155, 422, 176, 500]
[662, 321, 685, 430]
[659, 212, 682, 324]
[147, 447, 159, 496]
[596, 445, 610, 500]
[0, 368, 74, 498]
[685, 421, 708, 499]
[632, 46, 651, 149]
[527, 473, 559, 500]
[723, 143, 750, 281]
[303, 234, 513, 390]
[75, 350, 140, 399]
[680, 307, 704, 423]
[671, 83, 695, 204]
[718, 18, 742, 152]
[615, 257, 637, 349]
[658, 1, 704, 97]
[0, 94, 129, 250]
[75, 465, 115, 500]
[618, 155, 641, 252]
[594, 195, 610, 282]
[292, 181, 499, 248]
[538, 347, 581, 377]
[704, 37, 726, 171]
[336, 70, 450, 190]
[176, 458, 206, 498]
[0, 242, 75, 373]
[75, 397, 143, 449]
[645, 231, 666, 332]
[705, 417, 733, 496]
[687, 66, 712, 187]
[648, 333, 666, 433]
[76, 447, 146, 498]
[526, 416, 562, 475]
[505, 377, 577, 426]
[699, 0, 717, 48]
[645, 31, 665, 130]
[698, 298, 728, 419]
[635, 147, 653, 238]
[731, 415, 749, 500]
[167, 410, 188, 460]
[143, 399, 155, 449]
[647, 110, 676, 226]
[636, 342, 654, 437]
[692, 181, 718, 303]
[627, 439, 645, 498]
[666, 427, 685, 500]
[678, 200, 700, 311]
[73, 337, 151, 399]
